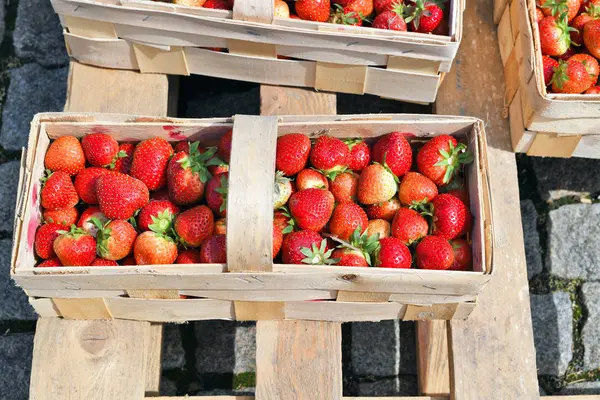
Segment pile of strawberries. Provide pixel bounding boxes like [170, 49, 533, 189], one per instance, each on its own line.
[273, 132, 474, 270]
[34, 132, 233, 267]
[538, 0, 600, 93]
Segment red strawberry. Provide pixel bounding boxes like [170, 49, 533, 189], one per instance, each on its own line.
[168, 143, 220, 205]
[94, 219, 137, 260]
[416, 135, 472, 186]
[53, 226, 97, 266]
[296, 169, 329, 191]
[445, 187, 469, 206]
[274, 171, 293, 209]
[539, 16, 574, 56]
[91, 258, 119, 266]
[95, 173, 150, 220]
[173, 141, 191, 154]
[556, 46, 577, 61]
[74, 167, 115, 204]
[536, 6, 545, 21]
[585, 19, 600, 58]
[215, 217, 227, 235]
[203, 0, 232, 9]
[332, 248, 369, 266]
[274, 211, 293, 233]
[288, 188, 335, 231]
[367, 219, 391, 239]
[209, 163, 229, 176]
[448, 238, 472, 271]
[372, 132, 413, 178]
[344, 0, 373, 17]
[365, 198, 401, 221]
[81, 133, 122, 168]
[200, 234, 227, 263]
[329, 203, 368, 241]
[398, 172, 438, 206]
[137, 200, 180, 232]
[404, 0, 443, 33]
[77, 206, 108, 237]
[43, 207, 78, 226]
[430, 194, 469, 240]
[310, 136, 349, 179]
[570, 53, 599, 85]
[35, 223, 64, 259]
[205, 172, 228, 217]
[329, 172, 358, 203]
[345, 139, 370, 172]
[357, 164, 398, 205]
[542, 55, 559, 86]
[570, 6, 600, 46]
[540, 0, 581, 21]
[176, 249, 201, 264]
[38, 258, 62, 267]
[372, 6, 408, 30]
[374, 0, 401, 14]
[551, 58, 593, 93]
[282, 230, 334, 264]
[375, 237, 411, 268]
[121, 256, 137, 265]
[134, 231, 178, 265]
[273, 223, 284, 259]
[296, 0, 331, 21]
[174, 205, 215, 247]
[151, 188, 170, 201]
[330, 5, 364, 25]
[41, 171, 79, 211]
[585, 85, 600, 93]
[391, 207, 428, 244]
[44, 136, 86, 176]
[114, 143, 135, 174]
[130, 137, 173, 191]
[415, 235, 454, 270]
[218, 129, 233, 162]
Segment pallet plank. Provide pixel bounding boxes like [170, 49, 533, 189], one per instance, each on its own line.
[435, 0, 539, 399]
[416, 320, 450, 396]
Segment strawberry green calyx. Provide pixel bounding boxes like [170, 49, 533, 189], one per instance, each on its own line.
[148, 209, 176, 236]
[404, 0, 444, 29]
[107, 150, 128, 170]
[331, 226, 381, 266]
[215, 174, 229, 213]
[91, 217, 112, 258]
[330, 4, 363, 25]
[550, 59, 569, 89]
[278, 206, 297, 234]
[40, 169, 53, 186]
[177, 143, 223, 183]
[300, 239, 339, 265]
[318, 165, 348, 181]
[434, 139, 473, 184]
[375, 156, 401, 184]
[556, 17, 577, 50]
[587, 4, 600, 17]
[57, 224, 88, 238]
[344, 138, 363, 151]
[541, 0, 568, 18]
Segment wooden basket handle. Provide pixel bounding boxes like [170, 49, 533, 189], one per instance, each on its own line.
[226, 115, 279, 272]
[233, 0, 274, 24]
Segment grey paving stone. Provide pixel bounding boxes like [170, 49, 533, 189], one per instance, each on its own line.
[351, 320, 399, 376]
[162, 324, 186, 370]
[0, 162, 20, 233]
[1, 63, 68, 151]
[13, 0, 69, 67]
[582, 282, 600, 371]
[0, 333, 34, 400]
[0, 0, 5, 48]
[530, 292, 573, 376]
[520, 200, 544, 278]
[356, 376, 418, 396]
[399, 321, 416, 375]
[547, 204, 600, 280]
[559, 380, 600, 395]
[531, 156, 600, 201]
[160, 376, 177, 396]
[194, 320, 255, 374]
[0, 240, 36, 320]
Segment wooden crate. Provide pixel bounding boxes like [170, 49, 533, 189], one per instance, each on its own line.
[497, 0, 600, 158]
[12, 112, 493, 323]
[51, 0, 464, 104]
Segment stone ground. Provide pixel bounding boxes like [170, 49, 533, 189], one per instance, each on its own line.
[0, 0, 598, 397]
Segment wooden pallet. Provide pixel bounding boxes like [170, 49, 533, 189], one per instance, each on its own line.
[27, 0, 548, 398]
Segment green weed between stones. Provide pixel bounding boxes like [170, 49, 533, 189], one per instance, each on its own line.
[232, 372, 256, 389]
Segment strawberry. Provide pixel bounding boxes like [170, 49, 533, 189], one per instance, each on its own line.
[282, 231, 335, 264]
[209, 162, 229, 176]
[35, 223, 64, 259]
[344, 0, 373, 17]
[332, 248, 369, 266]
[556, 46, 577, 61]
[540, 0, 581, 21]
[296, 169, 329, 191]
[416, 135, 472, 186]
[274, 171, 293, 209]
[94, 219, 137, 260]
[276, 134, 311, 176]
[273, 223, 284, 259]
[332, 226, 381, 266]
[542, 55, 559, 85]
[329, 202, 368, 241]
[445, 187, 469, 206]
[448, 238, 472, 271]
[121, 256, 137, 265]
[168, 143, 221, 205]
[430, 194, 469, 240]
[584, 19, 600, 59]
[539, 16, 575, 56]
[77, 206, 108, 237]
[372, 132, 413, 178]
[570, 5, 600, 45]
[536, 6, 545, 21]
[275, 0, 291, 17]
[329, 172, 358, 204]
[91, 258, 119, 266]
[218, 129, 232, 163]
[374, 0, 401, 14]
[74, 167, 115, 204]
[365, 198, 401, 221]
[114, 143, 135, 174]
[199, 234, 227, 263]
[43, 207, 78, 226]
[367, 219, 391, 239]
[53, 225, 97, 266]
[44, 136, 86, 176]
[398, 172, 438, 206]
[296, 0, 331, 21]
[134, 231, 178, 265]
[415, 235, 454, 270]
[215, 218, 227, 235]
[274, 210, 293, 233]
[551, 58, 593, 93]
[174, 205, 215, 247]
[203, 0, 232, 9]
[357, 164, 398, 205]
[151, 188, 170, 201]
[288, 188, 335, 232]
[205, 172, 228, 217]
[404, 0, 443, 33]
[130, 137, 173, 191]
[81, 133, 123, 168]
[570, 53, 599, 85]
[41, 171, 79, 211]
[329, 4, 364, 25]
[173, 141, 191, 154]
[38, 258, 62, 267]
[391, 207, 428, 244]
[345, 139, 370, 172]
[310, 136, 349, 179]
[95, 173, 150, 220]
[137, 200, 180, 232]
[585, 85, 600, 93]
[176, 249, 201, 264]
[372, 5, 408, 30]
[374, 237, 412, 268]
